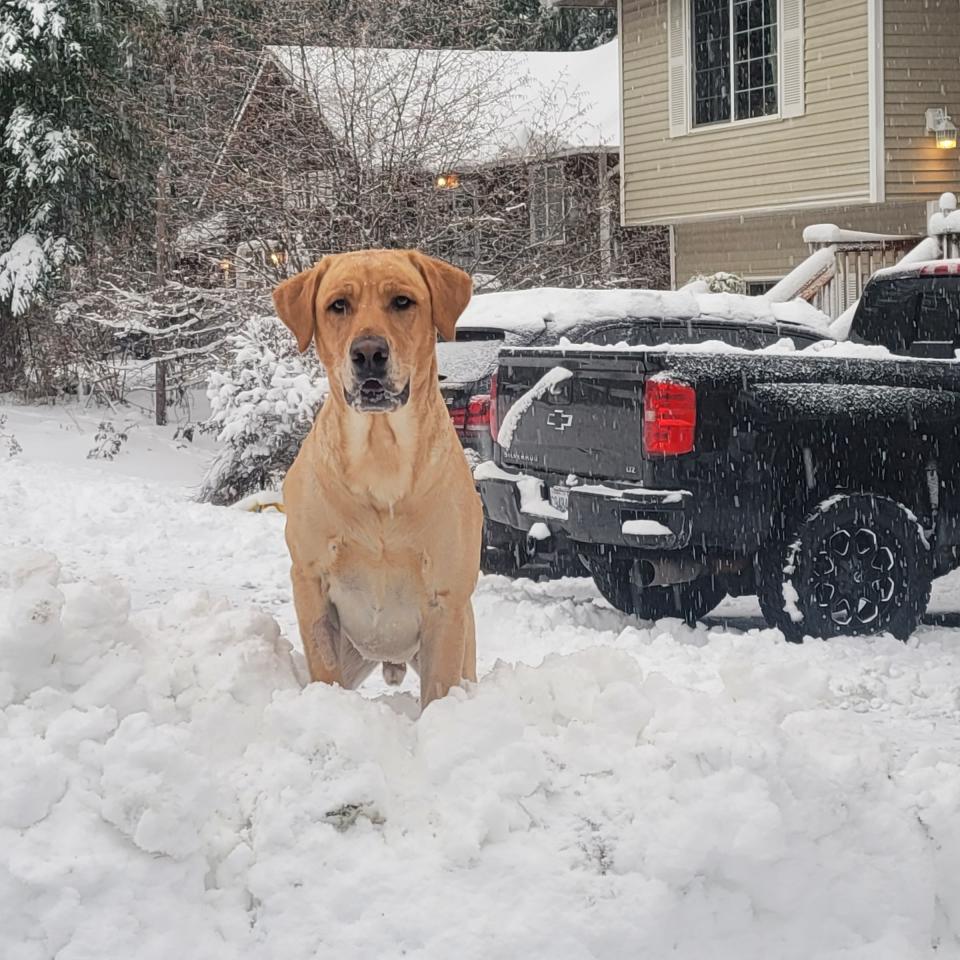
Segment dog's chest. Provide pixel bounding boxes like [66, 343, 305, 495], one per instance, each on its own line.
[327, 544, 424, 663]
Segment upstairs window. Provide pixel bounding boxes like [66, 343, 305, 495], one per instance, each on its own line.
[668, 0, 804, 137]
[692, 0, 778, 126]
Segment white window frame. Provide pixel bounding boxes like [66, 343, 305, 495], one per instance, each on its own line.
[690, 0, 780, 129]
[668, 0, 804, 138]
[529, 162, 567, 245]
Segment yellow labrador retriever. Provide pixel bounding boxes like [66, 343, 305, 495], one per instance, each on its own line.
[273, 249, 482, 709]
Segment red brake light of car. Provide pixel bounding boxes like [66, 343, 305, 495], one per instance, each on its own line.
[919, 260, 960, 276]
[448, 406, 466, 432]
[489, 373, 500, 440]
[643, 379, 696, 456]
[466, 395, 490, 432]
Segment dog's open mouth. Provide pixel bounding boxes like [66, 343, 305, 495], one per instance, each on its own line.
[346, 378, 411, 413]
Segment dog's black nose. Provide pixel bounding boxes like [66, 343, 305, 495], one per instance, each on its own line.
[350, 336, 390, 379]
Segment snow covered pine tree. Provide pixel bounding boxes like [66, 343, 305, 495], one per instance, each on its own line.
[0, 0, 151, 389]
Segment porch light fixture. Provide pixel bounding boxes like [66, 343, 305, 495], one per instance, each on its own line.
[435, 172, 461, 189]
[269, 250, 287, 267]
[925, 107, 958, 149]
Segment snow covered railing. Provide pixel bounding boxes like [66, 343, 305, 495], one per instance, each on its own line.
[826, 235, 942, 340]
[929, 192, 960, 259]
[798, 225, 919, 320]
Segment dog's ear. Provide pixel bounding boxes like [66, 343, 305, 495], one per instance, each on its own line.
[272, 258, 329, 353]
[407, 251, 472, 342]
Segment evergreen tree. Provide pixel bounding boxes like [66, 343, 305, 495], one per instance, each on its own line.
[0, 0, 155, 388]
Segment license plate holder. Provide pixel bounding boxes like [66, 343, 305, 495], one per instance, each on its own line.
[548, 484, 570, 513]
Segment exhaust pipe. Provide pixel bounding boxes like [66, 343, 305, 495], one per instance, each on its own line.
[631, 556, 705, 587]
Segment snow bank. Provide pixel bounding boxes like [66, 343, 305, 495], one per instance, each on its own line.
[5, 418, 960, 957]
[458, 286, 831, 337]
[4, 542, 960, 957]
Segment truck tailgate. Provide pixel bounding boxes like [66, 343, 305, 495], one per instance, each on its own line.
[496, 353, 658, 479]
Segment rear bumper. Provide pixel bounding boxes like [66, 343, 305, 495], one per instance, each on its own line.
[474, 461, 693, 550]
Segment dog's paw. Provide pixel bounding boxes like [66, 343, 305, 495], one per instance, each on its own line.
[382, 662, 406, 686]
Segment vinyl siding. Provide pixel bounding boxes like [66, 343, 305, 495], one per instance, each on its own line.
[621, 0, 873, 224]
[884, 0, 960, 201]
[673, 200, 926, 281]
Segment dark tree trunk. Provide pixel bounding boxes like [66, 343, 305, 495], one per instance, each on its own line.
[155, 359, 167, 426]
[0, 312, 24, 392]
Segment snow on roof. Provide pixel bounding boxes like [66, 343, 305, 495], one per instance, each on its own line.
[264, 41, 619, 166]
[457, 286, 830, 336]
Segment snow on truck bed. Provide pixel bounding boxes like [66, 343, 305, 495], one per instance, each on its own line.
[3, 402, 960, 958]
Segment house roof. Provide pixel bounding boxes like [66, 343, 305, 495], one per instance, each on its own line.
[263, 40, 620, 166]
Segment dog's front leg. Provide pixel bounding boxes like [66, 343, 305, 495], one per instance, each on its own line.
[418, 602, 474, 709]
[290, 565, 340, 685]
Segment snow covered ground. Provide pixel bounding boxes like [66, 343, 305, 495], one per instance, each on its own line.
[3, 400, 960, 959]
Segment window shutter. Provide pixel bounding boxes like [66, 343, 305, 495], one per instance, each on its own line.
[667, 0, 688, 137]
[781, 0, 805, 118]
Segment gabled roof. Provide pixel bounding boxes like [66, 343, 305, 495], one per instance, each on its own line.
[200, 40, 619, 206]
[265, 41, 619, 165]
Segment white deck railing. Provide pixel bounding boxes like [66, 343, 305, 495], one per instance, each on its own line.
[768, 191, 960, 322]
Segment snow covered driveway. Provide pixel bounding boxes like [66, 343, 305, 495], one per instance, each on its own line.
[2, 404, 960, 959]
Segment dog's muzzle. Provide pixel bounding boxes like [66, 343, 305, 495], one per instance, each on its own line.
[344, 378, 411, 413]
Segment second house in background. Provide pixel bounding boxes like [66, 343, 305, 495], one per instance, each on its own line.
[176, 41, 668, 291]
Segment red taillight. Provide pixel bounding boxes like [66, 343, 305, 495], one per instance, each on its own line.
[489, 372, 500, 440]
[919, 260, 960, 276]
[448, 406, 466, 432]
[643, 379, 696, 456]
[466, 395, 490, 432]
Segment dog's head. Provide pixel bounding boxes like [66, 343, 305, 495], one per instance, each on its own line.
[273, 250, 472, 414]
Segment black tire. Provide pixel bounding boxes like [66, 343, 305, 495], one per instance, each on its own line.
[480, 520, 528, 576]
[757, 493, 932, 642]
[585, 557, 726, 625]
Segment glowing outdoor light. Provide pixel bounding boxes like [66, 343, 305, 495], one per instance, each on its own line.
[925, 108, 958, 150]
[435, 172, 461, 189]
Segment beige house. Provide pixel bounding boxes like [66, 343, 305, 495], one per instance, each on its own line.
[561, 0, 960, 291]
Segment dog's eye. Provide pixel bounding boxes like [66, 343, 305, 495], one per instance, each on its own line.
[328, 298, 348, 314]
[392, 296, 414, 310]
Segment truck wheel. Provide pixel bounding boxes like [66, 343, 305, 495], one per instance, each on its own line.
[758, 494, 931, 642]
[585, 559, 725, 625]
[480, 520, 528, 576]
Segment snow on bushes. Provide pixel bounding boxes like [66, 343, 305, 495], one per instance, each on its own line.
[199, 315, 326, 505]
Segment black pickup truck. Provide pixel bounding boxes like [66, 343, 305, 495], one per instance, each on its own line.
[477, 262, 960, 640]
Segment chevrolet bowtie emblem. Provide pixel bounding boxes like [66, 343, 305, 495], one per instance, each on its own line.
[546, 409, 573, 432]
